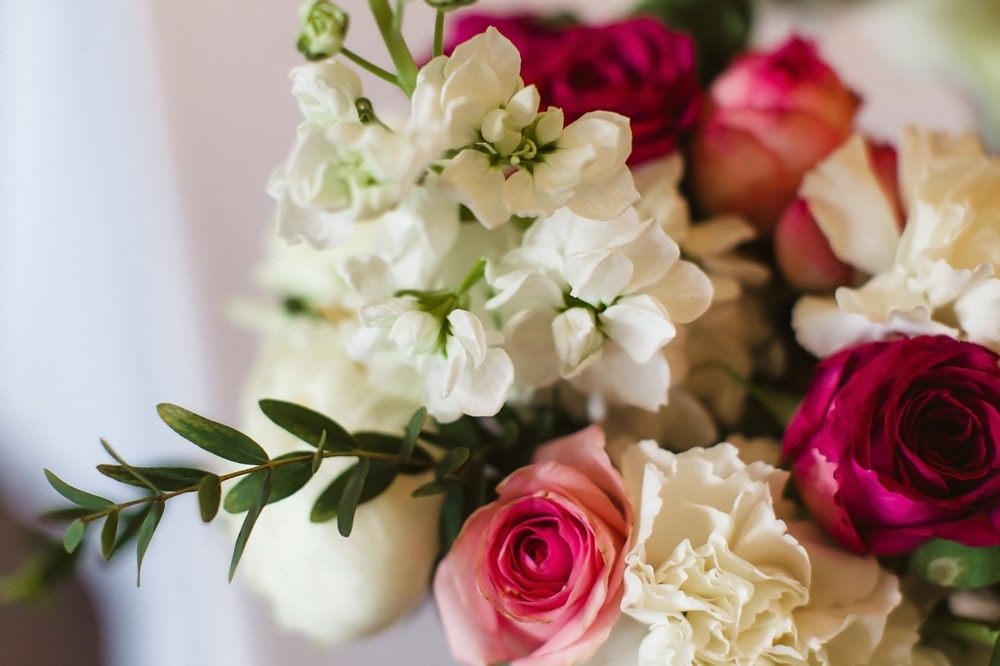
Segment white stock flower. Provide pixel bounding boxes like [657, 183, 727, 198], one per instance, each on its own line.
[290, 59, 363, 127]
[413, 28, 638, 228]
[487, 206, 711, 412]
[234, 316, 438, 644]
[618, 441, 911, 665]
[792, 128, 1000, 357]
[269, 121, 423, 249]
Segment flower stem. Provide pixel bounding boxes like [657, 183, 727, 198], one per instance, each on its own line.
[433, 9, 445, 58]
[340, 47, 398, 85]
[368, 0, 418, 96]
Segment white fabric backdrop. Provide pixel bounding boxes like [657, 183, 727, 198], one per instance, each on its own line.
[0, 1, 978, 665]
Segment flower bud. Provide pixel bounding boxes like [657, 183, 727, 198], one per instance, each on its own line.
[424, 0, 477, 12]
[775, 198, 854, 292]
[296, 0, 349, 61]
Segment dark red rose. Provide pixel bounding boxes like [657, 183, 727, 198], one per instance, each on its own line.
[449, 13, 703, 164]
[782, 335, 1000, 555]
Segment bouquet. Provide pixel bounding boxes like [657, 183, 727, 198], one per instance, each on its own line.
[19, 0, 1000, 663]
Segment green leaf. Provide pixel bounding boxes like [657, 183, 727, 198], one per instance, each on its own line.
[310, 460, 398, 524]
[100, 439, 159, 492]
[258, 399, 355, 452]
[337, 458, 370, 537]
[136, 501, 165, 586]
[439, 486, 466, 555]
[400, 407, 427, 464]
[157, 403, 269, 465]
[229, 471, 272, 581]
[312, 429, 328, 475]
[910, 539, 1000, 588]
[197, 474, 221, 522]
[224, 453, 314, 513]
[411, 479, 448, 498]
[109, 509, 146, 558]
[40, 507, 94, 523]
[353, 431, 433, 471]
[436, 447, 470, 477]
[97, 465, 213, 492]
[44, 469, 114, 512]
[62, 520, 86, 554]
[991, 633, 1000, 666]
[100, 510, 119, 559]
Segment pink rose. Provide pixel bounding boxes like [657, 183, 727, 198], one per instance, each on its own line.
[449, 14, 702, 164]
[782, 335, 1000, 555]
[434, 426, 631, 665]
[688, 36, 860, 233]
[774, 139, 902, 291]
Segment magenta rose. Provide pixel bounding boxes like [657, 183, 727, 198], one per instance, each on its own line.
[782, 335, 1000, 555]
[434, 426, 631, 665]
[449, 14, 702, 164]
[687, 36, 860, 233]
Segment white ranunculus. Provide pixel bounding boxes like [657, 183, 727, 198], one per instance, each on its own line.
[234, 316, 439, 644]
[792, 128, 1000, 357]
[618, 441, 910, 665]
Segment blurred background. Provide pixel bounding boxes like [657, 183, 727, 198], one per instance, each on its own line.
[0, 0, 994, 664]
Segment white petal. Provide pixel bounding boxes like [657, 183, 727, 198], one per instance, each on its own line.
[552, 307, 603, 377]
[898, 126, 985, 215]
[602, 296, 677, 364]
[439, 150, 510, 228]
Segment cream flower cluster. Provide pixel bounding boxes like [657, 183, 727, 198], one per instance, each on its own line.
[792, 128, 1000, 357]
[266, 29, 712, 422]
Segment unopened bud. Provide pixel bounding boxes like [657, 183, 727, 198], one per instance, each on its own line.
[296, 0, 349, 61]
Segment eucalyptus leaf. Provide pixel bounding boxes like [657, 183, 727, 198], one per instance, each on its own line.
[109, 509, 146, 558]
[910, 539, 1000, 588]
[41, 507, 93, 523]
[400, 407, 427, 464]
[436, 447, 470, 477]
[97, 465, 213, 492]
[157, 403, 269, 465]
[439, 486, 465, 555]
[100, 510, 119, 560]
[100, 439, 158, 492]
[136, 501, 165, 586]
[197, 474, 222, 522]
[224, 453, 314, 513]
[310, 460, 398, 524]
[44, 469, 114, 512]
[258, 399, 355, 452]
[229, 471, 272, 582]
[353, 431, 433, 472]
[411, 480, 448, 498]
[337, 458, 370, 537]
[62, 520, 86, 554]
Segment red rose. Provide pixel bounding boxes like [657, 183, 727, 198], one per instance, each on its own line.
[782, 335, 1000, 555]
[449, 14, 703, 164]
[687, 37, 860, 233]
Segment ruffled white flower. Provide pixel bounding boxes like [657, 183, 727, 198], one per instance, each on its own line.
[792, 128, 1000, 357]
[486, 206, 711, 412]
[234, 316, 439, 644]
[413, 28, 638, 228]
[269, 120, 424, 249]
[290, 59, 363, 127]
[618, 441, 912, 665]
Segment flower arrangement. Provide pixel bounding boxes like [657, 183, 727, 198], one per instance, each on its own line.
[17, 0, 1000, 663]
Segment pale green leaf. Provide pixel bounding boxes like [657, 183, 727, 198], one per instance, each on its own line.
[157, 403, 269, 465]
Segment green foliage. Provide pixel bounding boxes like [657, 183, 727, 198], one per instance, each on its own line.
[224, 453, 314, 512]
[97, 465, 212, 491]
[157, 403, 270, 465]
[911, 540, 1000, 588]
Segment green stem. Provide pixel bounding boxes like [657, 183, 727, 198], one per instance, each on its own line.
[433, 9, 445, 58]
[340, 47, 398, 85]
[78, 448, 433, 525]
[925, 614, 1000, 646]
[368, 0, 418, 96]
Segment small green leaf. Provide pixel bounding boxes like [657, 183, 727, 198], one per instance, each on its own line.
[224, 454, 314, 513]
[312, 429, 328, 475]
[62, 520, 86, 554]
[44, 469, 114, 512]
[353, 431, 433, 471]
[41, 507, 93, 523]
[136, 501, 165, 586]
[400, 407, 427, 464]
[337, 458, 370, 537]
[157, 403, 269, 465]
[310, 460, 398, 524]
[100, 439, 159, 492]
[258, 400, 355, 452]
[411, 480, 448, 497]
[100, 510, 119, 559]
[436, 447, 470, 477]
[910, 539, 1000, 588]
[439, 486, 466, 554]
[229, 471, 272, 581]
[97, 465, 213, 491]
[197, 474, 222, 522]
[991, 633, 1000, 666]
[109, 510, 146, 558]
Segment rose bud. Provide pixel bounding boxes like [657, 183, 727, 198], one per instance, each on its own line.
[687, 36, 861, 234]
[448, 14, 703, 165]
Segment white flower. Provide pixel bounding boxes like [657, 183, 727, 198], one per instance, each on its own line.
[290, 59, 363, 127]
[618, 441, 909, 665]
[269, 121, 422, 249]
[413, 28, 638, 228]
[234, 316, 439, 644]
[792, 128, 1000, 357]
[486, 206, 712, 412]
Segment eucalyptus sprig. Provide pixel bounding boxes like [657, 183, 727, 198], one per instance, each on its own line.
[42, 400, 436, 584]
